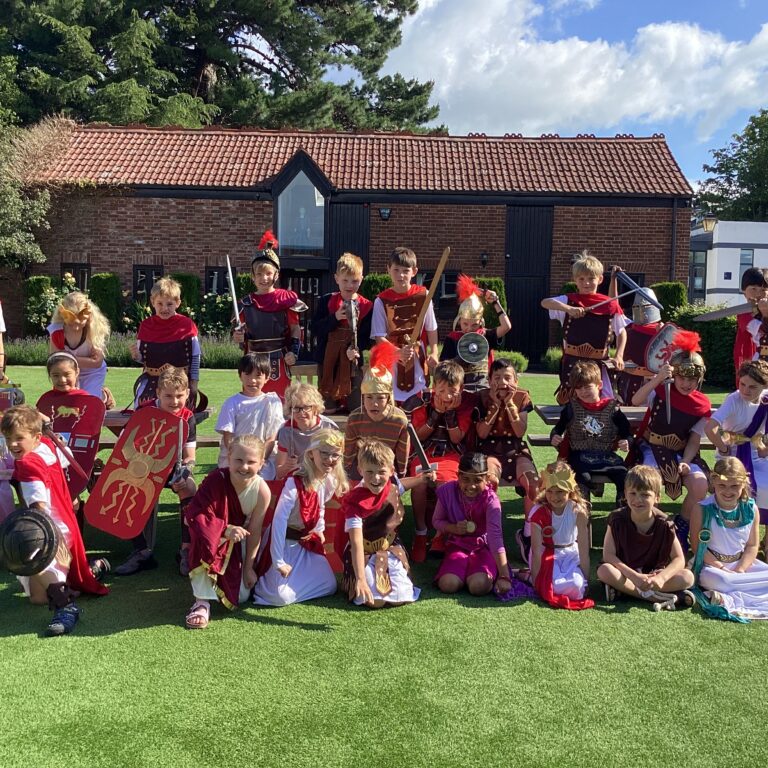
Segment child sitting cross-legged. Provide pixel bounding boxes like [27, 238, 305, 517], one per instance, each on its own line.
[341, 439, 425, 608]
[529, 461, 593, 609]
[691, 456, 768, 622]
[184, 435, 272, 629]
[597, 465, 695, 611]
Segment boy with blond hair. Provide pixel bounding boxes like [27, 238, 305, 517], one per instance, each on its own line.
[131, 276, 201, 409]
[371, 247, 440, 412]
[310, 252, 373, 414]
[541, 251, 629, 403]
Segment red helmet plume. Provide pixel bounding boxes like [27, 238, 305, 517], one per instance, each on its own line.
[369, 340, 399, 375]
[671, 329, 701, 354]
[258, 229, 278, 250]
[456, 274, 481, 302]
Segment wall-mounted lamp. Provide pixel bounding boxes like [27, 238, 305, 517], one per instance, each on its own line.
[379, 207, 392, 221]
[480, 251, 489, 268]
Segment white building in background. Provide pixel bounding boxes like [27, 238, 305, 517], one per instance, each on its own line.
[689, 220, 768, 305]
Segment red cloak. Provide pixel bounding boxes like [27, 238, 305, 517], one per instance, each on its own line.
[137, 313, 198, 343]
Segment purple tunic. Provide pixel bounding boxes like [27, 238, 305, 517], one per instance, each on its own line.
[433, 481, 505, 554]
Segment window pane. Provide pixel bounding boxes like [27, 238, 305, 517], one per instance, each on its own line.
[277, 171, 325, 254]
[741, 249, 754, 265]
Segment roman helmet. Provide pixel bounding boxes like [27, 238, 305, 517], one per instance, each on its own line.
[669, 330, 706, 384]
[251, 229, 281, 271]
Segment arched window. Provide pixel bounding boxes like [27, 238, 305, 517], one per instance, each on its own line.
[276, 171, 325, 257]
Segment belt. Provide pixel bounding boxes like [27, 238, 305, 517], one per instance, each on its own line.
[563, 342, 606, 360]
[554, 542, 576, 549]
[286, 528, 306, 541]
[643, 430, 686, 451]
[144, 363, 175, 376]
[708, 547, 742, 563]
[363, 533, 396, 555]
[722, 431, 768, 448]
[624, 366, 652, 378]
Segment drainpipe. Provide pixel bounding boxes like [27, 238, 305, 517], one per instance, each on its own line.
[669, 197, 678, 281]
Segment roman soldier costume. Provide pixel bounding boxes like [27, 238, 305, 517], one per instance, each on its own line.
[557, 292, 622, 404]
[340, 479, 411, 601]
[616, 289, 664, 405]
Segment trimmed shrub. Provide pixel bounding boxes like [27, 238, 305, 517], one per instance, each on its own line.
[560, 281, 577, 294]
[5, 335, 50, 365]
[200, 335, 244, 368]
[474, 276, 507, 330]
[170, 272, 202, 318]
[104, 333, 142, 367]
[90, 273, 123, 331]
[670, 303, 735, 387]
[542, 346, 563, 373]
[236, 272, 253, 299]
[359, 273, 392, 302]
[23, 275, 54, 335]
[650, 281, 688, 322]
[495, 349, 528, 373]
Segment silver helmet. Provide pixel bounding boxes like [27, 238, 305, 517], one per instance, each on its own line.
[632, 288, 661, 324]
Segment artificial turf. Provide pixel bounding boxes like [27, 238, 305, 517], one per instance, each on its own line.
[0, 366, 759, 768]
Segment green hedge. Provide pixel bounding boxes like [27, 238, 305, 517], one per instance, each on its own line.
[650, 281, 687, 322]
[495, 349, 528, 374]
[475, 276, 507, 330]
[170, 272, 202, 316]
[23, 275, 55, 335]
[670, 304, 735, 387]
[359, 273, 392, 302]
[542, 346, 563, 373]
[90, 273, 123, 331]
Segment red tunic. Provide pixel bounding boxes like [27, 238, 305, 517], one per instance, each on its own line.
[13, 438, 108, 596]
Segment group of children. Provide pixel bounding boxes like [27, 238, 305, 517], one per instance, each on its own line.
[5, 238, 768, 636]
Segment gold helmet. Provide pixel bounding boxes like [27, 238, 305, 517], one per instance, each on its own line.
[453, 274, 485, 330]
[361, 340, 398, 395]
[669, 330, 706, 384]
[252, 229, 280, 270]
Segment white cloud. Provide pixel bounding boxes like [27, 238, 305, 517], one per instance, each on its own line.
[383, 0, 768, 142]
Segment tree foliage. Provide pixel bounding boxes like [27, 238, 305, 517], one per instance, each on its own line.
[0, 0, 440, 131]
[697, 109, 768, 221]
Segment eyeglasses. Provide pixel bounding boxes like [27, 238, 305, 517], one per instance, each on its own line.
[292, 405, 314, 413]
[319, 450, 342, 462]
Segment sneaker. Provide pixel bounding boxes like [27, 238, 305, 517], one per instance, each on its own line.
[89, 557, 111, 581]
[676, 589, 696, 609]
[178, 548, 190, 577]
[428, 532, 446, 557]
[46, 604, 80, 636]
[604, 583, 617, 603]
[114, 549, 158, 576]
[411, 533, 428, 564]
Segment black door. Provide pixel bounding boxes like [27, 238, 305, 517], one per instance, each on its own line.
[505, 206, 553, 363]
[327, 203, 370, 270]
[279, 270, 324, 361]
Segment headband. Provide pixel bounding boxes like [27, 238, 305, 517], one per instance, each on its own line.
[47, 351, 80, 369]
[541, 464, 577, 492]
[308, 430, 344, 452]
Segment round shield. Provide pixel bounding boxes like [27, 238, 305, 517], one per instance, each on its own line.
[456, 332, 489, 365]
[0, 507, 60, 577]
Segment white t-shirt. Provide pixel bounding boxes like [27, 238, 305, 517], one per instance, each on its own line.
[547, 294, 630, 336]
[0, 301, 5, 333]
[747, 318, 763, 358]
[711, 389, 768, 456]
[215, 391, 284, 469]
[370, 294, 438, 402]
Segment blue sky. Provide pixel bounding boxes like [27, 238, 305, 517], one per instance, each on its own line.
[377, 0, 768, 185]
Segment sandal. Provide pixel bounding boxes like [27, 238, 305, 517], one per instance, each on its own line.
[675, 589, 696, 609]
[185, 600, 210, 630]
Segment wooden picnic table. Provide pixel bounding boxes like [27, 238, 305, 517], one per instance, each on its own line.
[534, 404, 647, 426]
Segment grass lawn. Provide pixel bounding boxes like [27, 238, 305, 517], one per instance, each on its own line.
[0, 367, 759, 768]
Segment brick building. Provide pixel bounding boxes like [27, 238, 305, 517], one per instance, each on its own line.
[7, 125, 692, 362]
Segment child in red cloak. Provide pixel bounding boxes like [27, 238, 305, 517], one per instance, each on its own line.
[1, 405, 108, 636]
[740, 267, 768, 377]
[529, 461, 593, 610]
[439, 274, 511, 393]
[130, 276, 201, 409]
[184, 435, 271, 629]
[232, 230, 307, 399]
[631, 329, 711, 551]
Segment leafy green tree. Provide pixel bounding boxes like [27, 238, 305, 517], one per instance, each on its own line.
[0, 118, 52, 277]
[697, 109, 768, 221]
[1, 0, 439, 131]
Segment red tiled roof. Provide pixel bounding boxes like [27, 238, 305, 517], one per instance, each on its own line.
[35, 125, 692, 196]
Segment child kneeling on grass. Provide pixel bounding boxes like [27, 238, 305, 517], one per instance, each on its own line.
[529, 461, 593, 610]
[598, 465, 695, 611]
[253, 429, 348, 606]
[1, 405, 108, 636]
[341, 440, 423, 608]
[184, 436, 272, 629]
[433, 452, 526, 599]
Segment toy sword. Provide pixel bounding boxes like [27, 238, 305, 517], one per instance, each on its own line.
[693, 301, 755, 322]
[406, 247, 451, 345]
[225, 254, 243, 330]
[42, 423, 89, 483]
[406, 423, 437, 483]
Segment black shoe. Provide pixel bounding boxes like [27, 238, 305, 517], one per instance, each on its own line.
[114, 549, 158, 576]
[89, 557, 111, 581]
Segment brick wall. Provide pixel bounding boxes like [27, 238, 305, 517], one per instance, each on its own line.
[550, 204, 690, 292]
